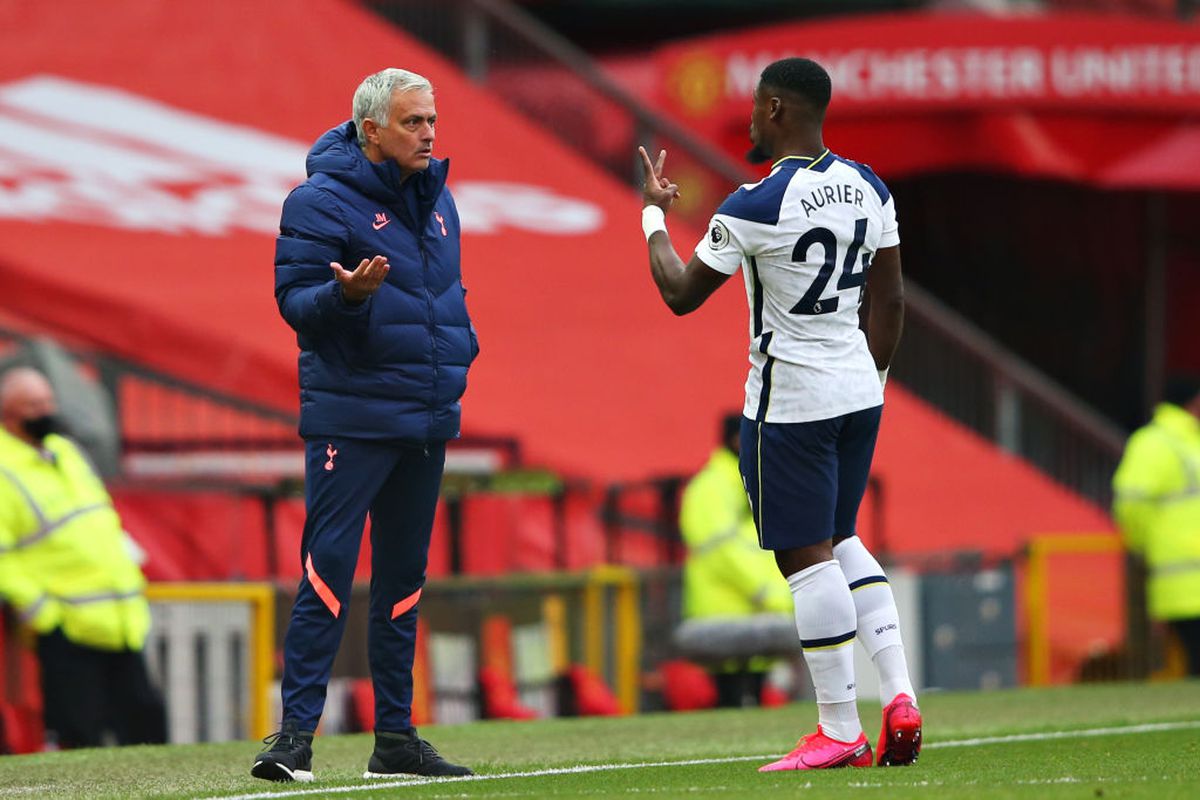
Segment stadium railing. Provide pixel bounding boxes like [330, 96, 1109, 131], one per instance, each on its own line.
[1024, 533, 1184, 685]
[363, 0, 1128, 508]
[0, 323, 522, 489]
[287, 566, 641, 726]
[143, 582, 275, 743]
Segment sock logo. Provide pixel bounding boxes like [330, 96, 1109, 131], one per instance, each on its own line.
[875, 623, 898, 636]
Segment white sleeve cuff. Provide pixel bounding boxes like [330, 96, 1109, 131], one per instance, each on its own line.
[641, 205, 667, 240]
[693, 244, 741, 276]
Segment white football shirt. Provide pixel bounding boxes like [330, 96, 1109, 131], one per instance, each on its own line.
[695, 150, 899, 423]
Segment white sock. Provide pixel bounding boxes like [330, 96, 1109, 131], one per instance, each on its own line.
[787, 560, 862, 742]
[833, 537, 917, 706]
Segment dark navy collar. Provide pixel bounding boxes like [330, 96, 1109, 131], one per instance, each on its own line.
[772, 149, 833, 173]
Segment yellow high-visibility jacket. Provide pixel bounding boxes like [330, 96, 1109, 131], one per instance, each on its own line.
[0, 430, 149, 651]
[679, 447, 792, 620]
[1112, 403, 1200, 622]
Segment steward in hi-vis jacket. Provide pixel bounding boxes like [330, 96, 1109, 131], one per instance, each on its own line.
[0, 367, 165, 748]
[1113, 376, 1200, 676]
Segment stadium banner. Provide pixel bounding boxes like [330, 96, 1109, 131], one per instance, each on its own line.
[0, 0, 753, 481]
[0, 0, 1135, 546]
[657, 13, 1200, 123]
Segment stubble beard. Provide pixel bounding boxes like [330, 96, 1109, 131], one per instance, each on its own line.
[745, 142, 771, 165]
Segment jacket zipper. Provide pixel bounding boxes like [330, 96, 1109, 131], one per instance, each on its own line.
[420, 237, 438, 441]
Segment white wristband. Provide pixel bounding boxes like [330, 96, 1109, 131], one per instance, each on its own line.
[641, 205, 667, 241]
[878, 367, 889, 389]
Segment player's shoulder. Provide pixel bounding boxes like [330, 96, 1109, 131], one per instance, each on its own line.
[829, 154, 891, 204]
[715, 160, 807, 226]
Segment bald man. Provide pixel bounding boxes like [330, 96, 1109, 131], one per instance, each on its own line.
[0, 368, 55, 441]
[0, 367, 165, 748]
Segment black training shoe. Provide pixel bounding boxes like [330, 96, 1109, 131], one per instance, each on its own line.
[363, 728, 474, 778]
[251, 721, 314, 782]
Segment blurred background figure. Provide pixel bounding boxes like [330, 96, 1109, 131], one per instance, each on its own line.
[0, 367, 165, 749]
[676, 413, 794, 708]
[1112, 374, 1200, 676]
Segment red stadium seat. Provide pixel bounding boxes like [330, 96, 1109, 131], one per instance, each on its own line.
[461, 493, 561, 574]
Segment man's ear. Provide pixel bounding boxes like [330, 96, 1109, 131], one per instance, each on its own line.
[361, 118, 379, 144]
[768, 96, 783, 121]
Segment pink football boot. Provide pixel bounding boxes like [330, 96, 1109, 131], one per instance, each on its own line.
[758, 726, 873, 772]
[876, 693, 922, 766]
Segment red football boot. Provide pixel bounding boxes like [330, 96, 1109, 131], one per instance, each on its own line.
[876, 693, 922, 766]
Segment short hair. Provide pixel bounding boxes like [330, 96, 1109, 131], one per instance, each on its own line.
[759, 58, 832, 115]
[1163, 374, 1200, 407]
[352, 68, 433, 147]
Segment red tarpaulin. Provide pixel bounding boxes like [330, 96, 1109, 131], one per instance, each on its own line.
[1100, 124, 1200, 188]
[0, 1, 1112, 550]
[0, 0, 750, 480]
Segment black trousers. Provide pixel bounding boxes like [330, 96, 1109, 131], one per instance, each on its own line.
[37, 629, 167, 748]
[1169, 618, 1200, 677]
[714, 670, 767, 708]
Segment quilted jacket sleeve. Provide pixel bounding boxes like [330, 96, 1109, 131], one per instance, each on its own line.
[274, 183, 370, 339]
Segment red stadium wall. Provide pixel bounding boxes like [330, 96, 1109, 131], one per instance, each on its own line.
[4, 1, 1120, 686]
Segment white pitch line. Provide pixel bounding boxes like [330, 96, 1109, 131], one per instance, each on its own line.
[203, 719, 1200, 800]
[926, 719, 1200, 748]
[0, 787, 59, 797]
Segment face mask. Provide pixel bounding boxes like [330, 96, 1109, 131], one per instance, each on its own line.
[22, 414, 62, 442]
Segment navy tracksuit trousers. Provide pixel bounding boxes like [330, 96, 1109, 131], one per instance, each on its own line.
[281, 437, 445, 733]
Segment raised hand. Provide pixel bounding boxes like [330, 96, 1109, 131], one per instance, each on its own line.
[331, 255, 390, 305]
[639, 146, 680, 212]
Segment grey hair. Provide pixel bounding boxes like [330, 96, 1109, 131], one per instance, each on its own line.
[353, 68, 433, 147]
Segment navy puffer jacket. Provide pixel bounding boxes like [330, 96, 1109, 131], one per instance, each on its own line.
[275, 122, 478, 442]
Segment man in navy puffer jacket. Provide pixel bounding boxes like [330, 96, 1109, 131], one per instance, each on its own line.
[253, 68, 477, 783]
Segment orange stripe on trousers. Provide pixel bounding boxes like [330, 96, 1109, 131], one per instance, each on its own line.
[391, 587, 422, 619]
[305, 553, 341, 617]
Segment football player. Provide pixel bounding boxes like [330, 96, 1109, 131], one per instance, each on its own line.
[638, 57, 921, 771]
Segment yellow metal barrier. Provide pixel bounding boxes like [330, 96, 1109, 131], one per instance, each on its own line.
[1025, 534, 1122, 686]
[581, 565, 641, 714]
[145, 582, 275, 740]
[542, 593, 569, 675]
[421, 567, 644, 719]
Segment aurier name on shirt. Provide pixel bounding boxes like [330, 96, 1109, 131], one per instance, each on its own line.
[800, 183, 865, 217]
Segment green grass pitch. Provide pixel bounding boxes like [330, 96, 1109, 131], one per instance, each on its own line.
[1, 681, 1197, 799]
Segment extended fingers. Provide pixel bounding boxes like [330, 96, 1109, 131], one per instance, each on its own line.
[331, 258, 389, 290]
[361, 255, 390, 286]
[638, 146, 657, 177]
